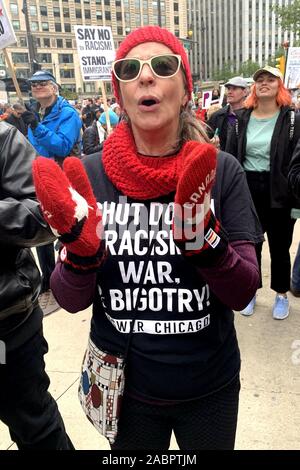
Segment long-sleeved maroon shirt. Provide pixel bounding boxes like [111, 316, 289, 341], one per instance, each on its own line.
[51, 240, 259, 313]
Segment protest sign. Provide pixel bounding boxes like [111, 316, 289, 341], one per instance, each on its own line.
[218, 85, 225, 106]
[74, 26, 115, 81]
[0, 0, 17, 50]
[202, 90, 212, 109]
[285, 47, 300, 89]
[0, 2, 23, 101]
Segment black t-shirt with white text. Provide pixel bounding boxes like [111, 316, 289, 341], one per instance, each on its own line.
[83, 151, 262, 401]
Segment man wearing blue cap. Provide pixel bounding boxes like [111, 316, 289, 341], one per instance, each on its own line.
[22, 70, 83, 315]
[22, 70, 82, 160]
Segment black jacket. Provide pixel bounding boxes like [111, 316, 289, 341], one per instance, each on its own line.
[5, 114, 27, 136]
[206, 105, 242, 151]
[82, 105, 95, 128]
[82, 120, 103, 155]
[226, 106, 300, 209]
[0, 122, 55, 346]
[289, 137, 300, 202]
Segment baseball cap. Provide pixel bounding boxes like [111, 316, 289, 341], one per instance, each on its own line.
[29, 70, 57, 83]
[253, 65, 283, 82]
[224, 76, 248, 88]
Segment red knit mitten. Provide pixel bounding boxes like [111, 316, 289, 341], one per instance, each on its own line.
[173, 141, 228, 265]
[33, 157, 104, 273]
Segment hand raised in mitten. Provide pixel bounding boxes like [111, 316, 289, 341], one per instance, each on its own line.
[173, 141, 228, 265]
[32, 157, 104, 273]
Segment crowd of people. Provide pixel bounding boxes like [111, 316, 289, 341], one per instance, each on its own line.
[0, 24, 300, 451]
[0, 76, 121, 317]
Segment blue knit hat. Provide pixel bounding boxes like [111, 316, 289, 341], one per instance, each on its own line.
[99, 109, 119, 126]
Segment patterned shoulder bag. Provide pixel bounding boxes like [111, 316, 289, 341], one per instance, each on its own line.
[78, 230, 158, 444]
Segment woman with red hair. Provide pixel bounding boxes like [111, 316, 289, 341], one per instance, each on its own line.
[227, 65, 300, 319]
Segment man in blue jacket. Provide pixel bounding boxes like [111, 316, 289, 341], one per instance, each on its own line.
[22, 70, 82, 315]
[22, 70, 82, 160]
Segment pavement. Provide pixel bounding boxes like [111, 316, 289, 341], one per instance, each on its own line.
[0, 222, 300, 450]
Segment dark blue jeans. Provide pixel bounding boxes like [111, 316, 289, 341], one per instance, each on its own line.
[0, 320, 74, 450]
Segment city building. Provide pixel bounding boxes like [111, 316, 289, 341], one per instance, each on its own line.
[1, 0, 188, 98]
[187, 0, 297, 82]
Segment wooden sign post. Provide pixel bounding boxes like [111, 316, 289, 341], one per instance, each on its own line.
[100, 80, 111, 135]
[2, 48, 23, 104]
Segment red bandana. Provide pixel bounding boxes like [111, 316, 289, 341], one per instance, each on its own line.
[102, 122, 184, 200]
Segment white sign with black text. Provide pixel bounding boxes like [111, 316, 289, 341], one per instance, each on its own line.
[285, 47, 300, 89]
[74, 26, 115, 81]
[0, 0, 17, 50]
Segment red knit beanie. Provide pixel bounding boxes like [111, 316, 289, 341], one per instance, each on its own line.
[112, 26, 193, 102]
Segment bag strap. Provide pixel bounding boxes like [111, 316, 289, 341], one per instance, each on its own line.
[290, 110, 295, 141]
[235, 118, 239, 138]
[123, 216, 162, 361]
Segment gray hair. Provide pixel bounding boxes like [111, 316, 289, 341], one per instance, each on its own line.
[51, 82, 59, 96]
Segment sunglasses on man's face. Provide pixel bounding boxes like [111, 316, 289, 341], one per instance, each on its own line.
[31, 81, 51, 88]
[112, 54, 182, 82]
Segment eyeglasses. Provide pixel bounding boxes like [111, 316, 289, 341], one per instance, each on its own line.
[112, 54, 181, 82]
[30, 81, 51, 88]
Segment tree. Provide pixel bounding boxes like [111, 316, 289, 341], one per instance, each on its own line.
[239, 60, 260, 78]
[60, 87, 78, 101]
[211, 59, 260, 82]
[211, 61, 235, 82]
[272, 0, 300, 34]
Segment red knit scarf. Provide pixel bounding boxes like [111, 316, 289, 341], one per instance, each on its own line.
[102, 121, 184, 200]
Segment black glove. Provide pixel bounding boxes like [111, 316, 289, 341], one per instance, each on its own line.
[22, 110, 39, 129]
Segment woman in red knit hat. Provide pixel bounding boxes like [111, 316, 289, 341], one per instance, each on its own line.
[32, 26, 262, 450]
